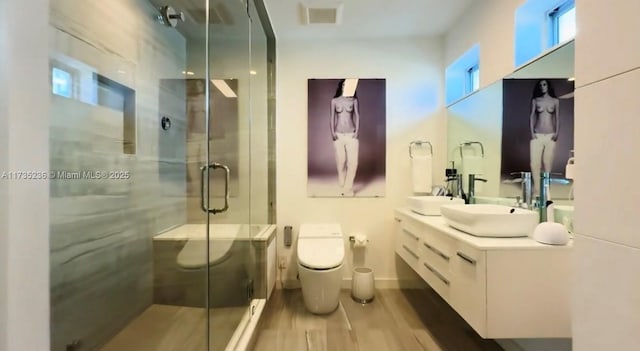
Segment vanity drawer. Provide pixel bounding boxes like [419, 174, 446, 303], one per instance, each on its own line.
[421, 227, 455, 274]
[394, 216, 421, 270]
[451, 241, 487, 335]
[397, 242, 420, 270]
[418, 259, 451, 301]
[398, 219, 422, 252]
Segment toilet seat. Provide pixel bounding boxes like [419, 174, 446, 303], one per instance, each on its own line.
[298, 238, 344, 270]
[297, 223, 344, 270]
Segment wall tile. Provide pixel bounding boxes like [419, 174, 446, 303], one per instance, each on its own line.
[573, 68, 640, 248]
[49, 0, 187, 350]
[575, 0, 640, 85]
[572, 234, 640, 351]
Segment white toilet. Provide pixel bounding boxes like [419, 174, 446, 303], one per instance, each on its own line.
[297, 223, 344, 314]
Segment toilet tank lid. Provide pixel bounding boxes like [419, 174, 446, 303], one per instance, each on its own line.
[299, 223, 342, 238]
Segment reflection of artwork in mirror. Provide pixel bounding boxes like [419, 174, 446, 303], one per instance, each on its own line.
[185, 79, 239, 198]
[307, 78, 386, 198]
[501, 78, 574, 194]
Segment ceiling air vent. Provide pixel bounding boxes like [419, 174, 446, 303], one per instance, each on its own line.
[308, 8, 337, 24]
[300, 2, 343, 25]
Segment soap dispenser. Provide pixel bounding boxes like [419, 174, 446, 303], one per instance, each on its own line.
[565, 150, 575, 180]
[565, 150, 575, 200]
[532, 200, 570, 245]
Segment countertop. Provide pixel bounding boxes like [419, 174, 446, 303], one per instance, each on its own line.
[395, 207, 572, 251]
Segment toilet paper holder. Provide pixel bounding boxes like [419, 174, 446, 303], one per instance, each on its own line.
[409, 140, 432, 158]
[349, 236, 369, 243]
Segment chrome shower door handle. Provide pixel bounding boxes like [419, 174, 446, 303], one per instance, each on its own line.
[200, 163, 230, 214]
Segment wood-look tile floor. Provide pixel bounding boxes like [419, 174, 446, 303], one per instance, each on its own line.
[97, 304, 246, 351]
[252, 288, 504, 351]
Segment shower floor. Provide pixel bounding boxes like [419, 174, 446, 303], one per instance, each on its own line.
[97, 304, 247, 351]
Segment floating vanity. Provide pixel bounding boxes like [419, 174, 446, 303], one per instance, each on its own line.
[394, 207, 571, 339]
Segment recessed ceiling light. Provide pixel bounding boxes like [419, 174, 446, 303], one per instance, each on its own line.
[182, 71, 195, 76]
[567, 77, 575, 81]
[250, 70, 257, 75]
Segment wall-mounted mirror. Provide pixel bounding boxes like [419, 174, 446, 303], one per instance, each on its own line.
[446, 40, 575, 204]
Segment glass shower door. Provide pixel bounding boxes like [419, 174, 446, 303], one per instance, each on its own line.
[48, 0, 260, 349]
[48, 0, 213, 350]
[206, 0, 254, 349]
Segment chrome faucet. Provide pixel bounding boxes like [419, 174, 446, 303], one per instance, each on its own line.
[538, 172, 551, 222]
[445, 172, 466, 201]
[468, 174, 487, 204]
[455, 174, 466, 202]
[537, 172, 570, 222]
[445, 173, 466, 202]
[509, 171, 533, 208]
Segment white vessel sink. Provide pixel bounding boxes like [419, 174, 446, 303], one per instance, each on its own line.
[440, 204, 538, 237]
[407, 196, 465, 216]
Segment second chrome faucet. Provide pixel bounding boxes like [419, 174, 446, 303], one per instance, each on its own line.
[510, 171, 534, 209]
[509, 171, 570, 221]
[444, 173, 487, 204]
[468, 174, 487, 204]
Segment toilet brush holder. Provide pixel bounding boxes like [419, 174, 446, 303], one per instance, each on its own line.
[351, 267, 374, 303]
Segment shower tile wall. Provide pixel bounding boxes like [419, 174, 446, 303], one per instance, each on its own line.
[49, 1, 189, 350]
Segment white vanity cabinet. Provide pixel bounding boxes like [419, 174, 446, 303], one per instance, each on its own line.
[394, 208, 571, 339]
[450, 240, 487, 335]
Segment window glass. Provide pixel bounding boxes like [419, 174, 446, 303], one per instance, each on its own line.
[466, 65, 479, 94]
[556, 6, 576, 44]
[52, 67, 72, 98]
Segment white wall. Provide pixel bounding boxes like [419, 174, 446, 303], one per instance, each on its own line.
[445, 0, 522, 89]
[447, 82, 504, 197]
[275, 37, 447, 287]
[509, 41, 575, 79]
[572, 1, 640, 350]
[0, 0, 50, 350]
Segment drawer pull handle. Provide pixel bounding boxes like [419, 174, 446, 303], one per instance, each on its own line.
[423, 242, 450, 261]
[402, 245, 419, 259]
[402, 229, 419, 241]
[423, 263, 450, 286]
[456, 251, 477, 266]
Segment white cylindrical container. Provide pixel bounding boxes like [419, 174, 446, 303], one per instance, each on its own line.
[351, 267, 374, 303]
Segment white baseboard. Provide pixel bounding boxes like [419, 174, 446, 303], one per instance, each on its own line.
[340, 277, 424, 289]
[497, 339, 572, 351]
[279, 277, 424, 290]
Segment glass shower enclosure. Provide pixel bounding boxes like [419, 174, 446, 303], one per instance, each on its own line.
[48, 0, 272, 350]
